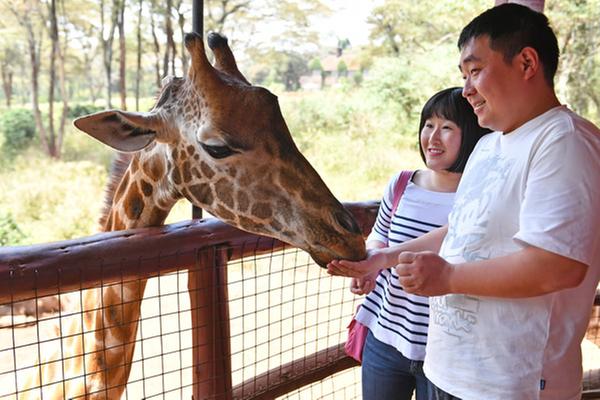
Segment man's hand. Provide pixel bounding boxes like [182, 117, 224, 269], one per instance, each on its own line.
[350, 270, 379, 295]
[396, 251, 454, 296]
[327, 248, 385, 278]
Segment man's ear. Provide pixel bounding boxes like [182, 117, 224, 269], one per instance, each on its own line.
[74, 110, 163, 152]
[519, 47, 540, 80]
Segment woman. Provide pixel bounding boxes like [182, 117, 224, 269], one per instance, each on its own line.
[352, 87, 490, 400]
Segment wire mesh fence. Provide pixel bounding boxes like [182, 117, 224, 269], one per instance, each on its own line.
[1, 205, 599, 399]
[0, 214, 366, 400]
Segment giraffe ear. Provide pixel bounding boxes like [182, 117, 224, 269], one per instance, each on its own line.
[74, 110, 162, 152]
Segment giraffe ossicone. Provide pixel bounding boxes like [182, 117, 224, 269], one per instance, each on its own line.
[20, 32, 366, 399]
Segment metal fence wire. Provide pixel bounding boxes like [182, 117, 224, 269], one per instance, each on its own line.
[0, 236, 362, 400]
[1, 205, 599, 399]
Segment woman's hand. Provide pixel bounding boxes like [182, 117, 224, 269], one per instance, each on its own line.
[349, 270, 379, 295]
[327, 248, 386, 278]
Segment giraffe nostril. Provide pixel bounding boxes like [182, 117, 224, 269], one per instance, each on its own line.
[334, 210, 361, 236]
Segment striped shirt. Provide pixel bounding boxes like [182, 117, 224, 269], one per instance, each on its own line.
[355, 171, 455, 361]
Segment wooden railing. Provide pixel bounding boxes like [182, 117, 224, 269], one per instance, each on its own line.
[2, 200, 599, 399]
[0, 201, 377, 399]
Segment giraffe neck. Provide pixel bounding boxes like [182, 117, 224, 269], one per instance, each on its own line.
[104, 151, 178, 231]
[86, 151, 179, 397]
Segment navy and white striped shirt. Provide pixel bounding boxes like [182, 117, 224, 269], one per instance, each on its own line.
[355, 172, 455, 361]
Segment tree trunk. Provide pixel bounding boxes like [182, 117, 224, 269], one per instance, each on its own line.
[150, 0, 161, 88]
[46, 0, 59, 158]
[176, 0, 188, 76]
[118, 0, 126, 110]
[101, 0, 119, 109]
[135, 0, 143, 111]
[55, 0, 69, 158]
[26, 17, 49, 155]
[9, 1, 49, 154]
[163, 0, 175, 78]
[1, 66, 12, 108]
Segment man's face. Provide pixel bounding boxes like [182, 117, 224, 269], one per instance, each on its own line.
[459, 36, 523, 133]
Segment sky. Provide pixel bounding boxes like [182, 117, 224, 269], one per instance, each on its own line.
[317, 1, 378, 47]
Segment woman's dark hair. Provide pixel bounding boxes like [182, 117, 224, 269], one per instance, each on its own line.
[418, 87, 491, 173]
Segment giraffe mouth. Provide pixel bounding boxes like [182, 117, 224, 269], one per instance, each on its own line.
[309, 246, 364, 269]
[311, 253, 332, 269]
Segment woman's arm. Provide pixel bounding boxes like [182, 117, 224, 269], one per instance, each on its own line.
[328, 225, 448, 278]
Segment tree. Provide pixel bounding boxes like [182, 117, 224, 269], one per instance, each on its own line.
[7, 0, 51, 155]
[367, 0, 489, 57]
[204, 0, 331, 58]
[205, 0, 251, 33]
[135, 0, 143, 110]
[150, 0, 162, 88]
[244, 48, 310, 91]
[0, 46, 18, 107]
[547, 0, 600, 118]
[117, 0, 126, 110]
[162, 0, 176, 77]
[175, 0, 190, 75]
[336, 60, 348, 77]
[46, 0, 69, 158]
[100, 0, 119, 108]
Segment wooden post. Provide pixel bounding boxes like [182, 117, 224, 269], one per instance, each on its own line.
[189, 246, 233, 400]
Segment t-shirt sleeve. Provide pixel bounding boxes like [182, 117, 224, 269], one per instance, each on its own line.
[514, 125, 600, 266]
[367, 173, 401, 245]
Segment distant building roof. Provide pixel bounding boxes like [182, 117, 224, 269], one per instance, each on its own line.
[320, 51, 361, 72]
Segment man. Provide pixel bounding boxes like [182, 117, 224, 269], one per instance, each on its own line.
[328, 4, 600, 399]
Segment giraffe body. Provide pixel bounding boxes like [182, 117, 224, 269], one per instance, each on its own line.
[19, 32, 365, 399]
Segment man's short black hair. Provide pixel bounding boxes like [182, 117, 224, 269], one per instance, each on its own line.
[418, 87, 491, 173]
[458, 3, 559, 87]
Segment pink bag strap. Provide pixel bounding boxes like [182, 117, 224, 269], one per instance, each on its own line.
[390, 170, 413, 217]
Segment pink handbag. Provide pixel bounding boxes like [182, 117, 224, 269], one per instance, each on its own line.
[344, 170, 413, 363]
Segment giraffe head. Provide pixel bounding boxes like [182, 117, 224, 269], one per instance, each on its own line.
[74, 32, 366, 267]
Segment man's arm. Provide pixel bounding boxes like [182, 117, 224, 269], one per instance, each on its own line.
[397, 245, 587, 298]
[327, 225, 448, 278]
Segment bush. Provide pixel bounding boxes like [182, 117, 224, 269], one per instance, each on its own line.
[362, 58, 424, 121]
[67, 103, 103, 119]
[0, 108, 36, 159]
[0, 212, 27, 246]
[0, 155, 107, 244]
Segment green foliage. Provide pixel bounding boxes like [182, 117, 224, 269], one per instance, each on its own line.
[547, 0, 600, 120]
[308, 58, 322, 71]
[67, 103, 104, 119]
[367, 0, 489, 57]
[279, 89, 422, 201]
[0, 153, 107, 245]
[0, 212, 27, 246]
[337, 60, 348, 76]
[2, 0, 598, 246]
[61, 123, 114, 167]
[0, 108, 36, 160]
[363, 58, 424, 121]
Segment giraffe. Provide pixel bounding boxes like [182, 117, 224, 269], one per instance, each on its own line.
[18, 32, 366, 399]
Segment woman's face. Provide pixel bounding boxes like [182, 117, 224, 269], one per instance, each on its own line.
[420, 115, 462, 171]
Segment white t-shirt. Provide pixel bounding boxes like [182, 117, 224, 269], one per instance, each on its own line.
[423, 106, 600, 400]
[356, 173, 454, 361]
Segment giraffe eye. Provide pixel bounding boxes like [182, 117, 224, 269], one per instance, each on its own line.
[200, 143, 237, 159]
